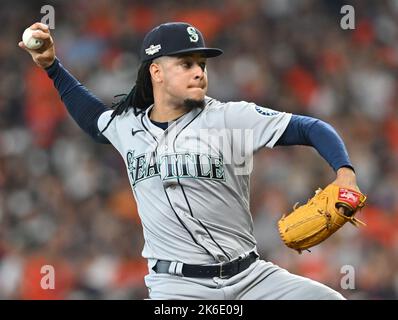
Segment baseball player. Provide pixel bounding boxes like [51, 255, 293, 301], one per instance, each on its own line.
[19, 22, 363, 300]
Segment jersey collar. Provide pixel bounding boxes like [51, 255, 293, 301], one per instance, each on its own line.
[142, 100, 208, 138]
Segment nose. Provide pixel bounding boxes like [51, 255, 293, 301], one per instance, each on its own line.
[193, 63, 205, 80]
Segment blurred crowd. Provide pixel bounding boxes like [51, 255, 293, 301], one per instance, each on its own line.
[0, 0, 397, 299]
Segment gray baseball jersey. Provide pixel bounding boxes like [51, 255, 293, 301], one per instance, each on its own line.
[97, 97, 291, 270]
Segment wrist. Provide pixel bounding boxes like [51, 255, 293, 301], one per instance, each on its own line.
[43, 57, 56, 69]
[44, 57, 59, 77]
[336, 166, 356, 178]
[334, 166, 359, 191]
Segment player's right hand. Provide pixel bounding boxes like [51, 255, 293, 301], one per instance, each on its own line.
[18, 22, 56, 69]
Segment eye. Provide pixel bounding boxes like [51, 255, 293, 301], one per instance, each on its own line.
[182, 61, 192, 68]
[199, 62, 206, 71]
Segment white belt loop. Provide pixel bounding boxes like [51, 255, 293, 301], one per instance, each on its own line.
[168, 261, 184, 276]
[168, 261, 177, 275]
[237, 249, 257, 261]
[239, 253, 246, 259]
[175, 262, 184, 276]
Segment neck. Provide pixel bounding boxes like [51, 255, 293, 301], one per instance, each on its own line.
[149, 101, 189, 122]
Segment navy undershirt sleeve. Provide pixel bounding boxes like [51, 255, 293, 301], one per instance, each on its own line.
[276, 115, 354, 172]
[45, 58, 110, 144]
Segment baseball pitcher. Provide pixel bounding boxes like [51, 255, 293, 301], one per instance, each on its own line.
[19, 22, 366, 300]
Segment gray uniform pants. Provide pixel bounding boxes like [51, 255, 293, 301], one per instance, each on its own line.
[145, 260, 345, 300]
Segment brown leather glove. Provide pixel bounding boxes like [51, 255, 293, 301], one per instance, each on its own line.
[278, 184, 367, 253]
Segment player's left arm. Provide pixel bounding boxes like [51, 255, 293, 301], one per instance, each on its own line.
[275, 115, 360, 191]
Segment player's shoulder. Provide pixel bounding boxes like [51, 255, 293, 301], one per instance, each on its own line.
[98, 107, 143, 132]
[203, 98, 287, 123]
[113, 107, 144, 123]
[204, 96, 252, 112]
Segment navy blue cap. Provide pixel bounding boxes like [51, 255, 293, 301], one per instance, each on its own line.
[140, 22, 223, 62]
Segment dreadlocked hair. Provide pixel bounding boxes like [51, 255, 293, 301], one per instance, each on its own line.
[98, 60, 154, 136]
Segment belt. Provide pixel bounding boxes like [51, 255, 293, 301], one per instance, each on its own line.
[153, 252, 259, 279]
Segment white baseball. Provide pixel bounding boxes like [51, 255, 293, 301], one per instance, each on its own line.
[22, 28, 44, 50]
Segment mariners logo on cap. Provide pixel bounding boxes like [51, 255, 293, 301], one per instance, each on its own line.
[187, 27, 199, 43]
[145, 44, 161, 55]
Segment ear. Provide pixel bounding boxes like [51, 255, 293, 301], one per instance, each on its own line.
[149, 62, 162, 83]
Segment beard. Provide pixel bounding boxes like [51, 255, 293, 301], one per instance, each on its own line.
[183, 98, 205, 110]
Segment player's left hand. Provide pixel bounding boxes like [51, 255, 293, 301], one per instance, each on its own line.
[331, 167, 361, 215]
[278, 172, 367, 253]
[332, 166, 361, 191]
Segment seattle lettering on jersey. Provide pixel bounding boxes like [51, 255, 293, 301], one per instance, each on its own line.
[126, 151, 225, 187]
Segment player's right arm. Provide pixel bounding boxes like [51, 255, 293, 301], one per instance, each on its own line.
[18, 22, 110, 144]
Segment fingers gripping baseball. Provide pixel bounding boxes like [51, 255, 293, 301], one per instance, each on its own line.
[18, 22, 56, 69]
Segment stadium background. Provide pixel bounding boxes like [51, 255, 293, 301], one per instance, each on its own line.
[0, 0, 397, 299]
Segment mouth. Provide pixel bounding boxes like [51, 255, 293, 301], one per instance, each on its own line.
[188, 86, 205, 90]
[188, 87, 205, 97]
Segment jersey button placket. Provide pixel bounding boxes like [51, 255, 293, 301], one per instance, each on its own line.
[159, 145, 168, 153]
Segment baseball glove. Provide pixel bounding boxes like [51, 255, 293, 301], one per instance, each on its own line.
[278, 184, 367, 253]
